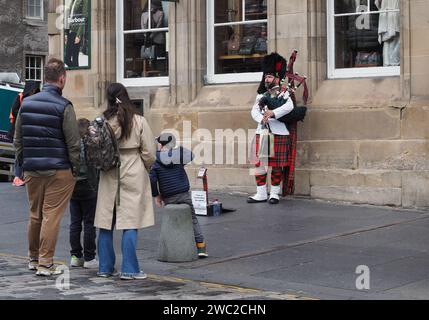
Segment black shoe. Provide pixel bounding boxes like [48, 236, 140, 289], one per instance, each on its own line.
[269, 198, 279, 204]
[247, 197, 268, 203]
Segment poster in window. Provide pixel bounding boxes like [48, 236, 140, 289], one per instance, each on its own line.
[63, 0, 91, 69]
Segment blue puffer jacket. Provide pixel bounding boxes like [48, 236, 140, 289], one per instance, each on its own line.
[20, 84, 71, 171]
[150, 147, 193, 198]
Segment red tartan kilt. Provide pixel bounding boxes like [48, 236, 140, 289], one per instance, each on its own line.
[254, 134, 290, 167]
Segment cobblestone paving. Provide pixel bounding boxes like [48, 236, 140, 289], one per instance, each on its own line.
[0, 255, 310, 300]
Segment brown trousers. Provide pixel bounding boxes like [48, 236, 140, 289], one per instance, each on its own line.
[25, 169, 76, 266]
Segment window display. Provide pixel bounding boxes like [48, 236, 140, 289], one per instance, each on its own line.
[332, 0, 400, 70]
[213, 0, 267, 76]
[122, 0, 169, 79]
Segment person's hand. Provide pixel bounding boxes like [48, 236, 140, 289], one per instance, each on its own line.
[75, 36, 81, 44]
[155, 195, 164, 208]
[88, 125, 97, 135]
[261, 116, 269, 125]
[264, 110, 275, 119]
[262, 110, 274, 124]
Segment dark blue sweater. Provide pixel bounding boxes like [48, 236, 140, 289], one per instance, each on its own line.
[150, 147, 193, 198]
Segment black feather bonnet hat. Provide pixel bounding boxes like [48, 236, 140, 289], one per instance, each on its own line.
[257, 52, 287, 94]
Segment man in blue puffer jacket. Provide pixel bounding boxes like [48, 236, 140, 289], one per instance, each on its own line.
[14, 58, 80, 276]
[150, 133, 207, 258]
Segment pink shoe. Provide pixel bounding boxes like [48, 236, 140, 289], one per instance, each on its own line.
[12, 177, 25, 187]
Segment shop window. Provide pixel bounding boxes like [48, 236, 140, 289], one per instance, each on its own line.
[327, 0, 400, 78]
[207, 0, 268, 84]
[25, 56, 43, 81]
[27, 0, 43, 20]
[117, 0, 169, 86]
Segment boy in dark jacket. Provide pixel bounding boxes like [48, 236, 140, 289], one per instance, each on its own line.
[150, 133, 208, 258]
[69, 118, 99, 268]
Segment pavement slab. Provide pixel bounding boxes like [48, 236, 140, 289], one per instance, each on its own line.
[0, 255, 307, 300]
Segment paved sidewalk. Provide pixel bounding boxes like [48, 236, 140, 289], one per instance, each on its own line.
[1, 183, 429, 299]
[0, 254, 304, 300]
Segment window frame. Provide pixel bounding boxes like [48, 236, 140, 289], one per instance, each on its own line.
[25, 55, 44, 82]
[326, 0, 400, 79]
[206, 0, 266, 84]
[26, 0, 44, 20]
[116, 0, 169, 87]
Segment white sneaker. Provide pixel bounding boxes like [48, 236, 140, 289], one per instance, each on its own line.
[120, 271, 148, 280]
[97, 270, 119, 278]
[28, 260, 38, 271]
[70, 255, 84, 268]
[83, 259, 99, 269]
[36, 264, 64, 276]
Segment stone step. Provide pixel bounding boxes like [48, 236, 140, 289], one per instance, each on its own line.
[158, 204, 198, 263]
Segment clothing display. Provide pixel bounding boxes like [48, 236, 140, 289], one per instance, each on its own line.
[141, 9, 165, 45]
[375, 0, 400, 66]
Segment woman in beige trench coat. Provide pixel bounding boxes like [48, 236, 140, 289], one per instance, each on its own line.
[94, 83, 156, 280]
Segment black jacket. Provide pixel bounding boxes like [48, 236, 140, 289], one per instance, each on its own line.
[72, 139, 99, 200]
[7, 81, 40, 141]
[150, 147, 193, 198]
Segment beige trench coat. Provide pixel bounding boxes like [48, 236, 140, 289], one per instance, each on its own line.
[94, 114, 156, 230]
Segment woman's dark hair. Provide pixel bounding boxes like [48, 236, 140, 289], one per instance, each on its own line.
[103, 83, 136, 140]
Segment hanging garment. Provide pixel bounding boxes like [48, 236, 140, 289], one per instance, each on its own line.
[375, 0, 400, 66]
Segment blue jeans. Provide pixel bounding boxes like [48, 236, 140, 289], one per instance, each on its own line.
[98, 228, 140, 276]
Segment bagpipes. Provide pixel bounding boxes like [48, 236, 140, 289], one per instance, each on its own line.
[259, 50, 308, 125]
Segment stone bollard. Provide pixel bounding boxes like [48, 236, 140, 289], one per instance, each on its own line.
[158, 204, 198, 262]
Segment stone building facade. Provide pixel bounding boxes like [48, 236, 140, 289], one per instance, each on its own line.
[47, 0, 429, 208]
[0, 0, 48, 82]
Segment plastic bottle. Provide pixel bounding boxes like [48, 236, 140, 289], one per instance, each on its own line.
[212, 199, 221, 217]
